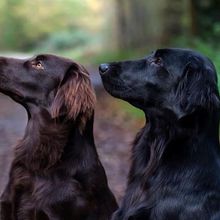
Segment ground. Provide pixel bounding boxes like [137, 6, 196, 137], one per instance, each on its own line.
[0, 75, 144, 203]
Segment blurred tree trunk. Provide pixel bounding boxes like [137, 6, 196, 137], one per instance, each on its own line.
[115, 0, 149, 50]
[114, 0, 184, 50]
[162, 0, 184, 44]
[189, 0, 198, 36]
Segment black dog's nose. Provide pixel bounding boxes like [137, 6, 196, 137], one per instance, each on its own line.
[99, 63, 109, 74]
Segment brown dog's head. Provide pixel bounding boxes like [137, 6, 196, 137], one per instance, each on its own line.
[0, 54, 96, 129]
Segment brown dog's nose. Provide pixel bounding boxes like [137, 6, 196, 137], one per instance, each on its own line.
[99, 63, 109, 75]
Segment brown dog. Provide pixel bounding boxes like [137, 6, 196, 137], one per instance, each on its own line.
[0, 54, 117, 220]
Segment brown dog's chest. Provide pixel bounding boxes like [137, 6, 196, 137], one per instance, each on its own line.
[13, 169, 96, 218]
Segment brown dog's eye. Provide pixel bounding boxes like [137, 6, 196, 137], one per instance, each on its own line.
[32, 61, 44, 70]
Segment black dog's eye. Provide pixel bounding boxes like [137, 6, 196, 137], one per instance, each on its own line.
[151, 57, 163, 66]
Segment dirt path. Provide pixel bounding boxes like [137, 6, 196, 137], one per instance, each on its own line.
[0, 94, 27, 192]
[0, 77, 143, 203]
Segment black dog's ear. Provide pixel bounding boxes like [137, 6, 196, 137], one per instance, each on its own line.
[50, 63, 96, 131]
[174, 59, 220, 118]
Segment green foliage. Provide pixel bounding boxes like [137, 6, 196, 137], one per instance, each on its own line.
[118, 101, 144, 119]
[37, 30, 96, 51]
[193, 0, 220, 43]
[0, 0, 99, 51]
[36, 31, 104, 63]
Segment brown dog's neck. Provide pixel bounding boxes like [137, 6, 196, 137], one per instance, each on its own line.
[14, 108, 96, 173]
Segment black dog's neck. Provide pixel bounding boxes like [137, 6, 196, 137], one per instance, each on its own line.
[130, 109, 220, 182]
[147, 107, 219, 145]
[15, 108, 97, 173]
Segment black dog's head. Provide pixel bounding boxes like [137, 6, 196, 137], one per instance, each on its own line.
[99, 48, 220, 118]
[0, 55, 95, 127]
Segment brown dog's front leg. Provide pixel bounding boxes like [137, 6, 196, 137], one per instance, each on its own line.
[0, 183, 13, 220]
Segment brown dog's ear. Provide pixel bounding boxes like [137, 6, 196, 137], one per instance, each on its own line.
[51, 63, 96, 131]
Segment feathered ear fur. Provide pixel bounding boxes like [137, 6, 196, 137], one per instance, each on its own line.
[51, 63, 96, 131]
[174, 60, 220, 118]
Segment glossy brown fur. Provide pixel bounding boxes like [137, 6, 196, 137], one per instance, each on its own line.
[0, 55, 117, 220]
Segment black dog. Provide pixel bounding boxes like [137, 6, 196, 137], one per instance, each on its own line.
[0, 54, 117, 220]
[99, 48, 220, 220]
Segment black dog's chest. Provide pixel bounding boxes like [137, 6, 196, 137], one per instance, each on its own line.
[120, 195, 213, 220]
[121, 189, 220, 220]
[119, 171, 220, 220]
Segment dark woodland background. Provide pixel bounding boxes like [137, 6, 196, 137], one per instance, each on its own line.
[0, 0, 220, 201]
